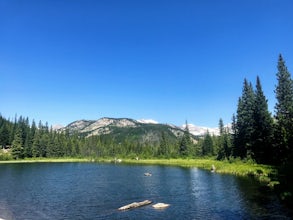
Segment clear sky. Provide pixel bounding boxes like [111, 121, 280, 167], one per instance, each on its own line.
[1, 0, 293, 128]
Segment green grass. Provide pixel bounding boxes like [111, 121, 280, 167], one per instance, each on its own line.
[0, 157, 91, 163]
[122, 158, 277, 184]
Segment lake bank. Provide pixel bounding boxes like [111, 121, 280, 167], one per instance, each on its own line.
[121, 158, 277, 184]
[0, 157, 90, 163]
[0, 157, 277, 184]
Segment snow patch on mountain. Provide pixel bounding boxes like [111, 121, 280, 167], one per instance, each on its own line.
[137, 119, 159, 124]
[182, 124, 220, 136]
[52, 124, 64, 130]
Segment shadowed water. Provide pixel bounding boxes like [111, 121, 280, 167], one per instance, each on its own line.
[0, 163, 291, 219]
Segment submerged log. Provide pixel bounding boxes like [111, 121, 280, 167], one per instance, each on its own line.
[118, 200, 152, 211]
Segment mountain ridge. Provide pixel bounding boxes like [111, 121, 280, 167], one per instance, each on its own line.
[59, 117, 222, 137]
[59, 117, 190, 145]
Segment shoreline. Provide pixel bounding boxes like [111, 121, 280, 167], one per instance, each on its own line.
[122, 158, 277, 183]
[0, 157, 277, 184]
[0, 158, 91, 163]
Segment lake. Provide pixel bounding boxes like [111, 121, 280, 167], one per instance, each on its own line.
[0, 163, 291, 219]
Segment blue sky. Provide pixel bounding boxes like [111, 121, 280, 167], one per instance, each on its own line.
[1, 0, 293, 127]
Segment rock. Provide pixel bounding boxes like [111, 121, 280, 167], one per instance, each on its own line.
[211, 164, 216, 172]
[152, 203, 170, 209]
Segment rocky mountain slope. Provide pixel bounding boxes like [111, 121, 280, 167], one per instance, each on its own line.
[59, 117, 224, 145]
[60, 117, 191, 144]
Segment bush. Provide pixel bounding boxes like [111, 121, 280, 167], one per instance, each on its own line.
[0, 152, 13, 160]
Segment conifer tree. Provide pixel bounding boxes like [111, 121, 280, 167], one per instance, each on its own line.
[217, 118, 231, 160]
[252, 76, 274, 164]
[219, 118, 224, 135]
[234, 79, 255, 158]
[179, 121, 191, 156]
[0, 124, 10, 148]
[158, 131, 169, 157]
[202, 131, 213, 156]
[274, 54, 293, 164]
[32, 130, 41, 157]
[11, 127, 24, 159]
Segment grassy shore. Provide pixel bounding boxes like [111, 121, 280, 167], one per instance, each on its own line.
[0, 157, 91, 163]
[0, 157, 278, 185]
[122, 158, 278, 184]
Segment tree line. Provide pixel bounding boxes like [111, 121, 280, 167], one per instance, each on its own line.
[232, 54, 293, 165]
[158, 54, 293, 165]
[1, 54, 292, 165]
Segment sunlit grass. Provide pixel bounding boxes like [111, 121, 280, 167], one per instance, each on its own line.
[0, 157, 91, 163]
[122, 158, 277, 184]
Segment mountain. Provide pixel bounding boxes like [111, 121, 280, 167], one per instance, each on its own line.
[181, 124, 220, 136]
[60, 117, 227, 145]
[60, 117, 193, 145]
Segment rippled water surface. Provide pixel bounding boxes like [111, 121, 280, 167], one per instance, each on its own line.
[0, 163, 291, 219]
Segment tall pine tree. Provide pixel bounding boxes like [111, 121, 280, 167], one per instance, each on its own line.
[274, 54, 293, 164]
[234, 79, 255, 159]
[252, 76, 274, 164]
[202, 131, 214, 156]
[217, 118, 231, 160]
[11, 127, 24, 159]
[179, 121, 191, 156]
[158, 131, 169, 158]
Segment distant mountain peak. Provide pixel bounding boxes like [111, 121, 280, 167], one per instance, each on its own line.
[182, 124, 219, 136]
[181, 123, 231, 136]
[137, 119, 158, 124]
[52, 124, 64, 130]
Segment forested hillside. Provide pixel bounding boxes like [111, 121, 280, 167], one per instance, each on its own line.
[0, 115, 199, 159]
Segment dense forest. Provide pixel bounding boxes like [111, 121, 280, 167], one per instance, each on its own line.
[1, 54, 292, 166]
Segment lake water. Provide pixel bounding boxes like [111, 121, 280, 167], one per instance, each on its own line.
[0, 163, 291, 220]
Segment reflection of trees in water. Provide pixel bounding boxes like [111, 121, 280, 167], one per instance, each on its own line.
[186, 168, 291, 219]
[234, 176, 289, 218]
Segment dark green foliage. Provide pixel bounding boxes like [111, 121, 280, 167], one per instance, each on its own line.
[274, 54, 293, 164]
[0, 117, 9, 148]
[32, 129, 42, 157]
[231, 54, 292, 165]
[252, 76, 274, 164]
[234, 79, 255, 158]
[219, 118, 224, 135]
[179, 121, 192, 156]
[233, 77, 274, 163]
[23, 120, 36, 157]
[158, 132, 170, 157]
[202, 131, 214, 156]
[11, 127, 24, 159]
[217, 118, 232, 160]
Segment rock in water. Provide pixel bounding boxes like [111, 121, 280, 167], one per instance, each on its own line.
[152, 203, 170, 209]
[211, 164, 216, 172]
